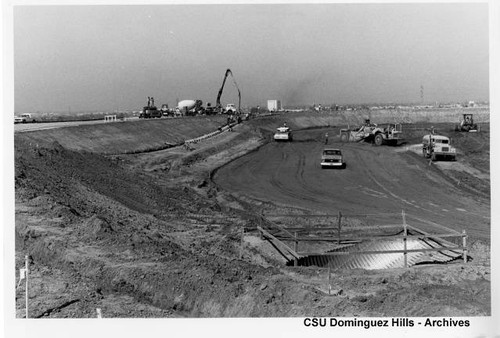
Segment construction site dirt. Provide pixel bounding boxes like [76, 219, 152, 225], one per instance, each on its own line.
[13, 110, 490, 319]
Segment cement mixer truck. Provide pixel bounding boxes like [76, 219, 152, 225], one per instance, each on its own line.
[176, 99, 204, 116]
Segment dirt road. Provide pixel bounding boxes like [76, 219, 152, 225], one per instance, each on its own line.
[215, 128, 490, 241]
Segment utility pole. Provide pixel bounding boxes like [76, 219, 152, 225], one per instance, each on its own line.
[420, 85, 424, 105]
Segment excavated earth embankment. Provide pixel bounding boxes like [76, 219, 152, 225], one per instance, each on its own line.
[13, 108, 491, 318]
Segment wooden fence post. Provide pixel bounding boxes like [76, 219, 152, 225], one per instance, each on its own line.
[294, 232, 298, 266]
[25, 255, 29, 319]
[239, 227, 244, 259]
[328, 265, 331, 295]
[259, 217, 263, 240]
[337, 211, 342, 245]
[402, 210, 407, 268]
[462, 230, 467, 263]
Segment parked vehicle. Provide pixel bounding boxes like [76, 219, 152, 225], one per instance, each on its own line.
[176, 99, 205, 116]
[14, 113, 36, 123]
[422, 134, 456, 161]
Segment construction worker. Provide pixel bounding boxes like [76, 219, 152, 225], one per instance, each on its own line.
[325, 132, 329, 145]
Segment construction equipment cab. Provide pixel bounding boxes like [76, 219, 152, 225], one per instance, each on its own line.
[160, 104, 171, 117]
[422, 134, 456, 161]
[139, 96, 161, 118]
[225, 104, 237, 114]
[367, 123, 404, 146]
[455, 113, 478, 132]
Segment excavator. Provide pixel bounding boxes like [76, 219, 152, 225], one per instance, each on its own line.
[215, 69, 241, 114]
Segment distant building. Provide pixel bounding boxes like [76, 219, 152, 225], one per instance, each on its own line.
[267, 100, 282, 112]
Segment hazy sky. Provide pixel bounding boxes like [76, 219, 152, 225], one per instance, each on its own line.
[13, 3, 489, 112]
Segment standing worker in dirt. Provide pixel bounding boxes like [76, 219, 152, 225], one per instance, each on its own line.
[324, 132, 329, 145]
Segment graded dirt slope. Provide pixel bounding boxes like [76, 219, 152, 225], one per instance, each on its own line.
[13, 108, 491, 319]
[16, 116, 228, 154]
[15, 107, 489, 155]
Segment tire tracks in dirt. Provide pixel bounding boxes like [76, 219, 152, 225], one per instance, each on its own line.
[215, 129, 490, 241]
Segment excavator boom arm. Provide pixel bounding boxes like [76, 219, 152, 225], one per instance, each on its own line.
[216, 69, 232, 108]
[216, 69, 241, 112]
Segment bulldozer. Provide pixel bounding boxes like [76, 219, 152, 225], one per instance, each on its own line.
[340, 119, 403, 146]
[455, 113, 478, 132]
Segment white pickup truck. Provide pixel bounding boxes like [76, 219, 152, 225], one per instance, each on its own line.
[273, 126, 293, 142]
[14, 113, 36, 124]
[320, 148, 346, 169]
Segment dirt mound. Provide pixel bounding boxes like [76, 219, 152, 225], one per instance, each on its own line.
[14, 137, 312, 317]
[15, 136, 215, 220]
[85, 215, 114, 238]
